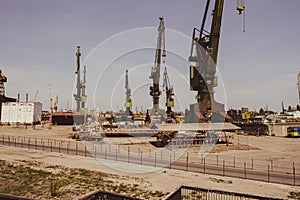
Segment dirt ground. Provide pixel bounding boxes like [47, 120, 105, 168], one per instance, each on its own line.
[0, 125, 300, 199]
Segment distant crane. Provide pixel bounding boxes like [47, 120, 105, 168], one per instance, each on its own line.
[185, 0, 245, 123]
[149, 17, 166, 115]
[125, 69, 132, 115]
[48, 84, 53, 113]
[34, 89, 39, 102]
[0, 70, 7, 96]
[74, 46, 82, 112]
[53, 95, 58, 112]
[162, 67, 174, 118]
[297, 71, 300, 103]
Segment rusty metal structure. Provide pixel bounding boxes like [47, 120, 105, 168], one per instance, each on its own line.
[149, 17, 166, 115]
[185, 0, 244, 123]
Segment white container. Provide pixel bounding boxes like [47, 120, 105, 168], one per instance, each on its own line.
[1, 102, 42, 124]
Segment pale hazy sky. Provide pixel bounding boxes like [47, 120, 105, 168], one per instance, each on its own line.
[1, 0, 299, 112]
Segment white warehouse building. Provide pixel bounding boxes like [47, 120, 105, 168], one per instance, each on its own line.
[1, 102, 42, 124]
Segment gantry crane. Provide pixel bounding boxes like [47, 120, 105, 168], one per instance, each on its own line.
[163, 67, 174, 119]
[185, 0, 245, 123]
[149, 17, 166, 115]
[125, 69, 132, 116]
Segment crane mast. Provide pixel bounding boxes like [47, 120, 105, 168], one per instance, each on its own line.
[163, 67, 174, 118]
[149, 17, 166, 115]
[186, 0, 244, 122]
[81, 66, 87, 110]
[74, 46, 81, 112]
[125, 69, 132, 115]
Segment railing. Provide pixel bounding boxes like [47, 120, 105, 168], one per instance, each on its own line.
[164, 185, 284, 200]
[0, 134, 299, 186]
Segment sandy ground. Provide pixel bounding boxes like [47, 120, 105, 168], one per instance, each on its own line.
[1, 125, 300, 199]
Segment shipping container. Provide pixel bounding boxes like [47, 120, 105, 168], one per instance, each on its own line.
[287, 127, 300, 137]
[0, 102, 42, 124]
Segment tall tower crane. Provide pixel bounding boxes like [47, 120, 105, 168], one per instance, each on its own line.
[149, 17, 166, 115]
[185, 0, 245, 123]
[125, 69, 132, 115]
[73, 46, 81, 112]
[163, 67, 174, 118]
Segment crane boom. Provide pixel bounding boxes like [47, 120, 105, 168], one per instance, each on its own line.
[149, 17, 166, 115]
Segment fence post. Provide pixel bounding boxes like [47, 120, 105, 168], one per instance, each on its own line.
[35, 138, 37, 150]
[50, 142, 53, 152]
[2, 135, 4, 145]
[217, 155, 218, 166]
[169, 154, 171, 169]
[58, 142, 61, 153]
[173, 151, 175, 160]
[67, 142, 69, 154]
[244, 162, 246, 179]
[161, 149, 163, 159]
[115, 148, 117, 161]
[271, 160, 273, 172]
[14, 137, 16, 147]
[186, 152, 189, 171]
[85, 146, 87, 157]
[155, 152, 157, 167]
[267, 164, 270, 182]
[149, 149, 151, 158]
[28, 138, 30, 149]
[252, 158, 254, 170]
[233, 156, 235, 168]
[140, 151, 143, 165]
[128, 147, 130, 163]
[42, 141, 44, 151]
[223, 160, 225, 176]
[76, 143, 78, 155]
[293, 162, 296, 186]
[94, 146, 96, 158]
[204, 158, 206, 174]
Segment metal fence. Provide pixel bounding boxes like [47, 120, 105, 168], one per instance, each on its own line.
[164, 185, 284, 200]
[76, 189, 140, 200]
[0, 134, 299, 186]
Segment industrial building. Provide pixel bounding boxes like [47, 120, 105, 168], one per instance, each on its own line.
[1, 102, 42, 125]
